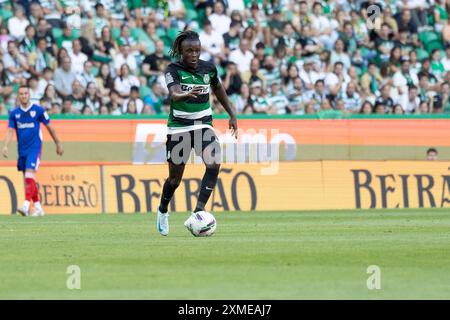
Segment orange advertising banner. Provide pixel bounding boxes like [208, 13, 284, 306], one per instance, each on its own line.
[2, 119, 450, 146]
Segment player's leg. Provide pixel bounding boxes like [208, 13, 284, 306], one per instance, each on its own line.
[194, 128, 221, 213]
[156, 132, 190, 236]
[30, 151, 44, 217]
[157, 163, 186, 236]
[184, 128, 221, 230]
[16, 156, 30, 216]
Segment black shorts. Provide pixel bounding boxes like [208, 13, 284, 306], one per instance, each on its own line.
[166, 128, 221, 165]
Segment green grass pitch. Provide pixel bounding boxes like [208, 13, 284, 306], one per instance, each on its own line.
[0, 209, 449, 299]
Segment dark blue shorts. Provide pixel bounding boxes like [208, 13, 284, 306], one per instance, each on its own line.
[17, 149, 41, 172]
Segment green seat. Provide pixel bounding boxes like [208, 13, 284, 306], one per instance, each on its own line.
[111, 27, 121, 40]
[92, 65, 99, 77]
[419, 31, 439, 44]
[51, 27, 63, 39]
[0, 9, 13, 21]
[416, 48, 429, 60]
[130, 27, 143, 40]
[156, 28, 166, 38]
[71, 28, 81, 39]
[183, 0, 195, 11]
[167, 28, 180, 43]
[161, 35, 172, 48]
[92, 54, 113, 64]
[185, 8, 198, 21]
[426, 40, 444, 54]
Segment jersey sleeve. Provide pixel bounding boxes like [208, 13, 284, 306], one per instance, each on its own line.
[8, 111, 16, 129]
[39, 107, 51, 126]
[164, 64, 180, 90]
[210, 63, 220, 86]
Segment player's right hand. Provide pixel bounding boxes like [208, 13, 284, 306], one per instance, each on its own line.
[185, 86, 203, 99]
[2, 146, 8, 158]
[56, 142, 64, 156]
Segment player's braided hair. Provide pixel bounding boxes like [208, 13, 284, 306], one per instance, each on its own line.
[169, 30, 200, 59]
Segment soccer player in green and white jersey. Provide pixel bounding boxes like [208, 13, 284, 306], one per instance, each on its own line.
[156, 31, 238, 236]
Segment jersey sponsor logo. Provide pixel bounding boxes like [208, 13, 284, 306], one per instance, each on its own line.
[30, 111, 36, 118]
[165, 72, 174, 85]
[181, 84, 210, 94]
[181, 75, 191, 80]
[17, 122, 35, 129]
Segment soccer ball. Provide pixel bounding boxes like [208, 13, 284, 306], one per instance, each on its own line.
[186, 211, 217, 237]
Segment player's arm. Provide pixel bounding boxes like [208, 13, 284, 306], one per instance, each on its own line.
[165, 66, 202, 102]
[211, 80, 238, 138]
[39, 110, 63, 156]
[2, 128, 14, 158]
[168, 84, 204, 102]
[2, 110, 17, 158]
[45, 124, 64, 156]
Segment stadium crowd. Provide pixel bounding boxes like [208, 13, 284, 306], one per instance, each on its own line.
[0, 0, 450, 116]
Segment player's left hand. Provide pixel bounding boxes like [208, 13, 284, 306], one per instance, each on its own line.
[229, 115, 238, 139]
[56, 143, 64, 156]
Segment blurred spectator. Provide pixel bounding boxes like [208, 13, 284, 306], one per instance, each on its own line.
[228, 38, 254, 73]
[54, 56, 76, 98]
[142, 40, 171, 78]
[209, 1, 230, 36]
[84, 82, 101, 114]
[199, 19, 225, 61]
[247, 80, 273, 114]
[42, 84, 62, 107]
[3, 40, 30, 82]
[426, 148, 439, 161]
[29, 37, 55, 77]
[114, 44, 138, 75]
[122, 85, 144, 114]
[339, 81, 361, 113]
[107, 89, 123, 116]
[375, 84, 395, 113]
[69, 39, 88, 74]
[96, 63, 114, 97]
[77, 60, 96, 88]
[233, 82, 251, 114]
[267, 82, 290, 114]
[37, 67, 54, 97]
[68, 80, 86, 112]
[223, 62, 242, 96]
[19, 25, 36, 56]
[0, 0, 449, 118]
[223, 21, 242, 56]
[8, 5, 29, 40]
[114, 64, 140, 98]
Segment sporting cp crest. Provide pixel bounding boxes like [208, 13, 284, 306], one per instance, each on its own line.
[30, 111, 36, 118]
[203, 74, 210, 84]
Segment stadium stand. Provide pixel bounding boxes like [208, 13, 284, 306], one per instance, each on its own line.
[0, 0, 449, 116]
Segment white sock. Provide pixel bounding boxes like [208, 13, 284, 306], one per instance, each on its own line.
[34, 202, 42, 211]
[23, 200, 30, 212]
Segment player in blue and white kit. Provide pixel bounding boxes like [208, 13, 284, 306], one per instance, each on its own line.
[2, 86, 64, 216]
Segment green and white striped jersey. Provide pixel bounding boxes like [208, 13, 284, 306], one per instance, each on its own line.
[164, 60, 219, 134]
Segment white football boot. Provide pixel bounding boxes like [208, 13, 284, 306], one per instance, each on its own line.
[31, 202, 45, 217]
[17, 201, 30, 217]
[156, 208, 169, 236]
